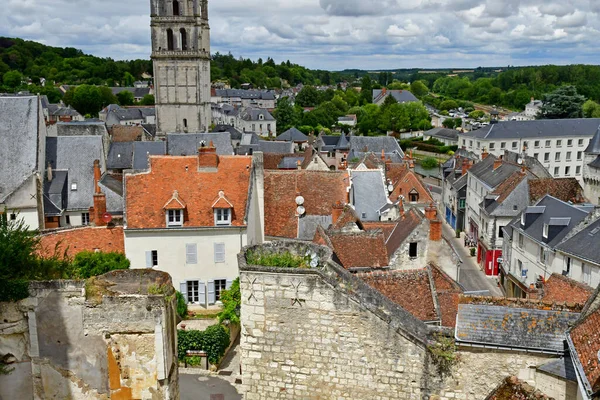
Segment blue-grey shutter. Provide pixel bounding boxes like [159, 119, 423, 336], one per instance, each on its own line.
[179, 282, 188, 304]
[226, 279, 233, 290]
[199, 282, 206, 306]
[207, 280, 215, 305]
[145, 251, 152, 268]
[214, 243, 225, 263]
[186, 244, 197, 264]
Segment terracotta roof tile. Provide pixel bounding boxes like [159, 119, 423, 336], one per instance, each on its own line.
[38, 226, 125, 258]
[430, 264, 463, 328]
[385, 208, 424, 255]
[322, 230, 389, 269]
[529, 178, 586, 204]
[570, 309, 600, 394]
[543, 274, 594, 305]
[492, 171, 527, 203]
[125, 155, 252, 229]
[110, 125, 144, 142]
[358, 270, 438, 322]
[362, 222, 397, 241]
[263, 153, 294, 170]
[388, 168, 433, 204]
[264, 170, 349, 238]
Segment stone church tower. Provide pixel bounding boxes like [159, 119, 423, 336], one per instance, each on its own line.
[583, 127, 600, 205]
[150, 0, 211, 134]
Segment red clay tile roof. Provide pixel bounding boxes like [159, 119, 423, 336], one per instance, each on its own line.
[358, 269, 438, 322]
[385, 208, 424, 255]
[263, 153, 294, 170]
[430, 264, 463, 328]
[163, 190, 187, 210]
[487, 376, 552, 400]
[332, 205, 364, 230]
[126, 155, 252, 229]
[38, 226, 125, 258]
[529, 178, 586, 204]
[110, 125, 143, 142]
[570, 308, 600, 394]
[212, 192, 234, 209]
[388, 167, 433, 204]
[492, 171, 527, 203]
[362, 222, 397, 241]
[264, 170, 349, 238]
[321, 229, 389, 269]
[543, 274, 594, 305]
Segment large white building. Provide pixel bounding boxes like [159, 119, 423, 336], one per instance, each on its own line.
[211, 89, 276, 109]
[458, 119, 600, 183]
[151, 0, 211, 134]
[583, 127, 600, 205]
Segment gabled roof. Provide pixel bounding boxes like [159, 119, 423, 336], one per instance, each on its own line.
[468, 155, 521, 189]
[585, 127, 600, 155]
[388, 166, 433, 204]
[542, 274, 594, 305]
[167, 132, 234, 156]
[263, 170, 349, 239]
[528, 178, 586, 204]
[425, 127, 459, 141]
[537, 357, 577, 382]
[385, 208, 425, 255]
[125, 155, 252, 229]
[321, 229, 389, 270]
[107, 142, 134, 170]
[277, 127, 309, 143]
[372, 89, 418, 104]
[212, 124, 243, 141]
[132, 142, 166, 171]
[349, 136, 405, 159]
[350, 170, 390, 221]
[555, 217, 600, 266]
[463, 118, 600, 140]
[43, 170, 68, 216]
[163, 191, 187, 210]
[212, 191, 234, 209]
[0, 96, 41, 203]
[238, 107, 275, 122]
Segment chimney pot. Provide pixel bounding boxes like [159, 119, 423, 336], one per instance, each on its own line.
[494, 159, 503, 170]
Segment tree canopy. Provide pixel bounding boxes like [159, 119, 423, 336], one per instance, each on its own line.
[538, 86, 585, 119]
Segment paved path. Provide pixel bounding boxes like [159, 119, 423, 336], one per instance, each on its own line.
[441, 221, 502, 296]
[180, 374, 241, 400]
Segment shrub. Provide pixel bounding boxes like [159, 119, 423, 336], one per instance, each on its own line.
[0, 279, 29, 303]
[71, 251, 130, 279]
[246, 250, 311, 269]
[421, 157, 439, 169]
[428, 333, 461, 376]
[178, 325, 230, 365]
[218, 278, 240, 324]
[176, 291, 188, 320]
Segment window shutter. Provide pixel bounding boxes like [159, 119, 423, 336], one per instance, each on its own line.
[186, 244, 197, 264]
[207, 280, 215, 305]
[179, 282, 188, 304]
[226, 279, 233, 290]
[199, 282, 206, 306]
[214, 243, 225, 263]
[145, 251, 152, 268]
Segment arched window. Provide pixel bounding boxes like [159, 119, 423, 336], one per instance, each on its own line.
[166, 29, 174, 51]
[173, 0, 180, 16]
[180, 28, 188, 51]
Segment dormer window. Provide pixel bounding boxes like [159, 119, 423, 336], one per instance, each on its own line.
[521, 213, 525, 226]
[212, 191, 233, 226]
[71, 182, 78, 191]
[167, 209, 183, 227]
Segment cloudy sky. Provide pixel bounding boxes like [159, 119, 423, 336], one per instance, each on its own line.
[2, 0, 599, 70]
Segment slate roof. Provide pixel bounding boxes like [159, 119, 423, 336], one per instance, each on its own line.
[318, 134, 350, 152]
[0, 96, 40, 203]
[469, 155, 522, 189]
[297, 215, 332, 241]
[372, 89, 418, 104]
[212, 124, 243, 141]
[537, 357, 577, 382]
[555, 217, 600, 266]
[108, 106, 155, 122]
[46, 136, 106, 211]
[425, 127, 459, 141]
[456, 303, 580, 353]
[585, 127, 600, 155]
[107, 142, 134, 170]
[142, 124, 157, 138]
[452, 173, 468, 190]
[278, 157, 304, 169]
[465, 118, 600, 140]
[277, 127, 309, 143]
[132, 142, 167, 170]
[349, 136, 405, 159]
[350, 170, 390, 222]
[56, 121, 107, 137]
[238, 107, 275, 122]
[263, 170, 349, 239]
[167, 132, 234, 156]
[508, 195, 590, 248]
[590, 156, 600, 169]
[43, 170, 68, 216]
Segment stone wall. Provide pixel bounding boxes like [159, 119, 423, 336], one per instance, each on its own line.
[0, 270, 179, 400]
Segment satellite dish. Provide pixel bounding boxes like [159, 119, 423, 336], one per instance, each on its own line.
[517, 158, 523, 165]
[296, 206, 306, 216]
[102, 213, 113, 223]
[387, 185, 394, 193]
[295, 196, 305, 206]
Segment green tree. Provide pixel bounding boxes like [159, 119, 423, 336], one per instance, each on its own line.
[117, 90, 135, 106]
[410, 80, 429, 98]
[583, 100, 600, 118]
[217, 278, 241, 324]
[122, 72, 135, 86]
[295, 86, 320, 107]
[140, 94, 155, 106]
[538, 86, 585, 119]
[439, 100, 459, 111]
[468, 110, 485, 120]
[66, 85, 117, 116]
[443, 118, 457, 129]
[360, 75, 373, 104]
[3, 70, 23, 89]
[71, 251, 130, 279]
[422, 157, 439, 169]
[331, 95, 349, 114]
[274, 97, 299, 133]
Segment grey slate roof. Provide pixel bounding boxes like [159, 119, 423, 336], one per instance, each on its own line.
[455, 303, 580, 353]
[142, 124, 157, 138]
[298, 215, 333, 241]
[214, 89, 275, 100]
[57, 121, 107, 137]
[349, 136, 405, 159]
[278, 157, 304, 169]
[46, 136, 106, 211]
[238, 107, 275, 122]
[107, 142, 134, 170]
[43, 170, 68, 216]
[132, 142, 167, 170]
[555, 217, 600, 266]
[167, 132, 234, 156]
[468, 155, 521, 189]
[589, 156, 600, 169]
[508, 195, 590, 248]
[464, 118, 600, 140]
[425, 127, 459, 141]
[99, 175, 124, 214]
[212, 124, 243, 141]
[238, 140, 294, 155]
[350, 170, 390, 222]
[537, 357, 577, 382]
[452, 173, 468, 190]
[586, 127, 600, 155]
[373, 89, 418, 104]
[277, 128, 309, 143]
[0, 96, 40, 203]
[109, 106, 155, 122]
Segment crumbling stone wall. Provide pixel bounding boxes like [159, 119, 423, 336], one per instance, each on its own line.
[0, 270, 179, 400]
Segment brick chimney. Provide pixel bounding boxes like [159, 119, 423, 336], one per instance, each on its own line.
[198, 141, 219, 169]
[398, 198, 405, 220]
[481, 148, 489, 160]
[429, 219, 442, 241]
[493, 158, 503, 170]
[91, 159, 107, 227]
[381, 149, 385, 161]
[332, 201, 345, 223]
[461, 159, 472, 176]
[425, 202, 437, 221]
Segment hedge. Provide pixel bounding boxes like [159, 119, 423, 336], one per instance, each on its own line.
[0, 279, 29, 303]
[178, 324, 230, 365]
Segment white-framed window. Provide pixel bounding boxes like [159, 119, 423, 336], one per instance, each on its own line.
[500, 142, 506, 149]
[534, 140, 540, 148]
[577, 151, 583, 161]
[187, 280, 200, 304]
[565, 257, 571, 276]
[215, 279, 227, 301]
[544, 153, 550, 162]
[214, 208, 231, 226]
[554, 167, 559, 177]
[489, 142, 495, 150]
[576, 166, 582, 175]
[555, 152, 561, 162]
[566, 151, 572, 161]
[557, 140, 562, 147]
[545, 140, 551, 148]
[567, 139, 573, 147]
[71, 182, 78, 191]
[583, 263, 592, 285]
[81, 212, 90, 225]
[578, 138, 584, 147]
[146, 250, 158, 267]
[512, 141, 518, 149]
[539, 246, 546, 263]
[214, 243, 225, 263]
[167, 209, 183, 227]
[565, 166, 571, 176]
